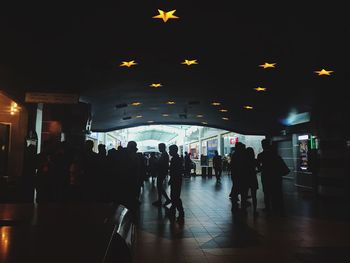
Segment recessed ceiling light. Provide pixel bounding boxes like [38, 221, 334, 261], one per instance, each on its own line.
[244, 105, 254, 110]
[152, 9, 179, 23]
[162, 114, 170, 117]
[120, 60, 137, 67]
[150, 83, 162, 88]
[222, 117, 229, 121]
[211, 102, 221, 106]
[147, 120, 155, 123]
[201, 122, 208, 125]
[181, 59, 198, 66]
[135, 115, 143, 118]
[219, 109, 228, 112]
[131, 102, 142, 106]
[196, 114, 204, 118]
[254, 87, 267, 92]
[314, 69, 333, 76]
[166, 101, 176, 105]
[259, 62, 276, 69]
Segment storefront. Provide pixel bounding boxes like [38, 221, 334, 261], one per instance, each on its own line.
[0, 91, 28, 179]
[189, 142, 199, 159]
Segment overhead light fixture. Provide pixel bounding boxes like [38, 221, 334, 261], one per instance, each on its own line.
[259, 62, 276, 69]
[150, 83, 162, 88]
[162, 114, 170, 117]
[120, 60, 137, 67]
[152, 9, 179, 22]
[201, 122, 208, 125]
[135, 115, 143, 118]
[147, 120, 155, 123]
[222, 117, 229, 121]
[314, 69, 333, 76]
[254, 87, 266, 92]
[166, 101, 176, 105]
[181, 59, 198, 66]
[219, 109, 228, 112]
[244, 105, 254, 110]
[196, 114, 204, 118]
[211, 102, 221, 106]
[131, 102, 142, 106]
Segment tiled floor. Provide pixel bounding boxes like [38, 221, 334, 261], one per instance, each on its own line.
[134, 174, 350, 263]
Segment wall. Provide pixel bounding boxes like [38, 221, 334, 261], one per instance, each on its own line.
[0, 92, 28, 179]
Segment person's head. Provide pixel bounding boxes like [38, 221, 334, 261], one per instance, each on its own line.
[98, 144, 106, 155]
[127, 141, 138, 153]
[185, 151, 188, 156]
[261, 139, 270, 151]
[214, 150, 218, 156]
[85, 140, 94, 152]
[117, 145, 123, 151]
[246, 147, 255, 160]
[150, 152, 155, 158]
[169, 145, 178, 157]
[158, 143, 166, 153]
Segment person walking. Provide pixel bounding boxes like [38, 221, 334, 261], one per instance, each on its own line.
[213, 150, 222, 182]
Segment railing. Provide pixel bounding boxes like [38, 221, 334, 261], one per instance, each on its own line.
[102, 204, 136, 263]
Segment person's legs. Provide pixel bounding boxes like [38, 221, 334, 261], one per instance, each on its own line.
[251, 188, 257, 213]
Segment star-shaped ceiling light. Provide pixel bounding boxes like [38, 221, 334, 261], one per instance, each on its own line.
[201, 122, 208, 125]
[244, 105, 254, 110]
[135, 115, 143, 118]
[314, 69, 334, 76]
[254, 87, 267, 92]
[211, 102, 221, 106]
[166, 101, 176, 105]
[131, 102, 142, 106]
[162, 114, 170, 117]
[196, 114, 204, 118]
[259, 62, 276, 69]
[152, 9, 179, 22]
[150, 83, 162, 88]
[181, 59, 198, 66]
[222, 117, 229, 121]
[219, 109, 228, 112]
[120, 60, 137, 67]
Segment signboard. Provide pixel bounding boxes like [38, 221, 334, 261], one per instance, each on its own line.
[207, 138, 218, 158]
[298, 137, 309, 171]
[25, 92, 79, 104]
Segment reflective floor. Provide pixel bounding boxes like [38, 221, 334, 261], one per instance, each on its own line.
[1, 174, 350, 263]
[134, 174, 350, 263]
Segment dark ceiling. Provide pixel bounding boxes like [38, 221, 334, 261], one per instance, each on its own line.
[0, 4, 348, 134]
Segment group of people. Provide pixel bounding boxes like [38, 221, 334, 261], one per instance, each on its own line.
[229, 139, 290, 215]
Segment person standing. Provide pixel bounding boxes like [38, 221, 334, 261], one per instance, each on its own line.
[168, 145, 185, 223]
[213, 150, 222, 182]
[246, 147, 259, 215]
[184, 152, 191, 177]
[152, 143, 171, 207]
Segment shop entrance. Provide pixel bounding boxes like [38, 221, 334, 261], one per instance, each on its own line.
[0, 123, 10, 178]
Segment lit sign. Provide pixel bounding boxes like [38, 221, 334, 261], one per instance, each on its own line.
[298, 135, 309, 141]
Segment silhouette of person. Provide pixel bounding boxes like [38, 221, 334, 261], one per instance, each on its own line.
[168, 144, 185, 223]
[246, 147, 259, 215]
[152, 143, 171, 207]
[184, 152, 191, 177]
[148, 152, 157, 182]
[213, 150, 222, 182]
[257, 139, 272, 212]
[22, 144, 37, 202]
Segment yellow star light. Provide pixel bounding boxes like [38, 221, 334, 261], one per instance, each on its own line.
[211, 102, 221, 106]
[152, 9, 179, 23]
[150, 83, 163, 88]
[314, 69, 333, 76]
[131, 102, 142, 106]
[222, 117, 229, 121]
[254, 87, 267, 92]
[166, 101, 176, 105]
[219, 109, 228, 112]
[181, 59, 198, 66]
[244, 105, 254, 110]
[259, 62, 276, 69]
[120, 60, 137, 67]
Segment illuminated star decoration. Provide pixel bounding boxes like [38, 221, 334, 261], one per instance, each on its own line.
[244, 105, 254, 110]
[182, 59, 198, 66]
[259, 62, 276, 69]
[120, 60, 137, 67]
[152, 9, 179, 23]
[254, 87, 267, 92]
[314, 69, 333, 76]
[150, 83, 163, 88]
